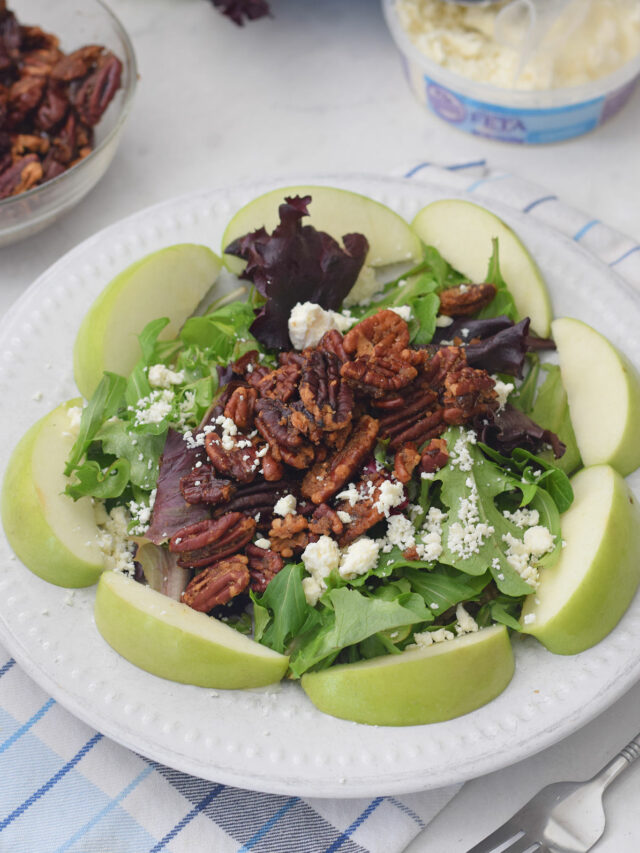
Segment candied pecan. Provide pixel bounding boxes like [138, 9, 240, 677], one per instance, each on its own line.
[420, 438, 449, 473]
[204, 429, 260, 484]
[34, 81, 69, 131]
[341, 354, 417, 399]
[218, 479, 299, 529]
[255, 361, 300, 403]
[393, 443, 420, 484]
[335, 474, 387, 546]
[301, 414, 379, 504]
[11, 133, 49, 156]
[254, 397, 315, 469]
[224, 386, 257, 431]
[299, 349, 353, 431]
[268, 514, 310, 558]
[182, 555, 249, 612]
[7, 75, 45, 125]
[343, 310, 409, 358]
[278, 351, 305, 367]
[261, 448, 284, 481]
[289, 404, 324, 444]
[179, 467, 235, 506]
[169, 513, 256, 568]
[322, 423, 351, 451]
[438, 283, 497, 317]
[245, 544, 284, 593]
[423, 346, 467, 387]
[318, 329, 348, 362]
[442, 366, 498, 424]
[21, 47, 62, 77]
[19, 25, 59, 52]
[50, 44, 103, 81]
[0, 153, 41, 198]
[308, 503, 344, 537]
[73, 51, 122, 125]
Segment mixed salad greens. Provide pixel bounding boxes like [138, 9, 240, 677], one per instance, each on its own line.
[63, 194, 580, 680]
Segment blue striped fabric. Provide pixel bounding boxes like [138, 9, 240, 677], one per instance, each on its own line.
[3, 160, 639, 853]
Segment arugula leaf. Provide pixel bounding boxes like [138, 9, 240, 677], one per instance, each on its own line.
[529, 364, 582, 475]
[65, 458, 130, 500]
[509, 356, 540, 413]
[251, 563, 311, 654]
[429, 427, 543, 596]
[475, 239, 518, 323]
[98, 419, 166, 490]
[402, 565, 491, 616]
[65, 372, 126, 475]
[477, 595, 524, 631]
[288, 586, 433, 676]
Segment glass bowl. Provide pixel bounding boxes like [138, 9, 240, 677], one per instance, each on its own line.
[0, 0, 137, 247]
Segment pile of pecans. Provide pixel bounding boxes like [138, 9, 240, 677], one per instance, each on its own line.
[0, 0, 122, 200]
[166, 284, 501, 613]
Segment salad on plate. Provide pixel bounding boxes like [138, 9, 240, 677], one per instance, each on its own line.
[3, 186, 640, 727]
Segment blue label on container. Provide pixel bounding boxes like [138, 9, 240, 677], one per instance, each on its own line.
[422, 76, 607, 144]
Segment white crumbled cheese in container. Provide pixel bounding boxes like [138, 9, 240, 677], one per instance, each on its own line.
[395, 0, 640, 91]
[273, 494, 297, 517]
[288, 302, 354, 350]
[148, 363, 185, 388]
[338, 537, 380, 580]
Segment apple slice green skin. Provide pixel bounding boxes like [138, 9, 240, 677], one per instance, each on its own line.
[1, 399, 104, 588]
[73, 244, 222, 400]
[301, 625, 514, 726]
[411, 199, 552, 337]
[552, 317, 640, 477]
[521, 465, 640, 655]
[221, 185, 422, 275]
[95, 571, 289, 689]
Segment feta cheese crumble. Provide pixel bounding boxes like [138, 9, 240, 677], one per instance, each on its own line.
[288, 302, 353, 350]
[338, 537, 380, 580]
[148, 364, 185, 389]
[373, 479, 405, 517]
[273, 494, 297, 517]
[389, 305, 413, 322]
[301, 536, 341, 605]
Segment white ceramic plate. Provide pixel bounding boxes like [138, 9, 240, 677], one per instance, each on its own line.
[1, 175, 640, 798]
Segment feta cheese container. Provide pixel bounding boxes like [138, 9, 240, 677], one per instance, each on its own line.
[382, 0, 640, 144]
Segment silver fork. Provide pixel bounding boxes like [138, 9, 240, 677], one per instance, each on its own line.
[466, 732, 640, 853]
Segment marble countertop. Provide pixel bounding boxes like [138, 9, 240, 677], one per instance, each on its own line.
[2, 1, 640, 850]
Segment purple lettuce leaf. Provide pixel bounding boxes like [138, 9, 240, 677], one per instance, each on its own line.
[432, 315, 513, 345]
[135, 541, 192, 601]
[474, 404, 566, 458]
[145, 429, 210, 544]
[466, 318, 531, 377]
[225, 195, 369, 350]
[210, 0, 270, 26]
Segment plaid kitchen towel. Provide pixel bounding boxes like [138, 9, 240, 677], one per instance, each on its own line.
[1, 162, 639, 853]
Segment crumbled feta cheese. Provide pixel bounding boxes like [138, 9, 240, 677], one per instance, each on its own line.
[435, 314, 454, 328]
[254, 538, 271, 549]
[410, 627, 455, 648]
[273, 494, 297, 517]
[449, 429, 476, 472]
[302, 576, 324, 607]
[343, 265, 381, 307]
[95, 505, 136, 575]
[148, 363, 185, 389]
[523, 525, 555, 557]
[492, 377, 515, 411]
[504, 507, 540, 529]
[66, 405, 83, 435]
[337, 510, 352, 524]
[415, 506, 445, 562]
[386, 514, 416, 551]
[447, 475, 494, 560]
[338, 537, 380, 580]
[373, 480, 405, 517]
[455, 603, 479, 635]
[134, 389, 174, 425]
[336, 483, 361, 507]
[301, 536, 341, 598]
[389, 305, 412, 321]
[288, 302, 353, 350]
[523, 613, 536, 625]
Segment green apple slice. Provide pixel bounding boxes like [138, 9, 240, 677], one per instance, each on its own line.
[521, 465, 640, 654]
[301, 625, 514, 726]
[1, 399, 104, 588]
[552, 317, 640, 476]
[74, 244, 222, 400]
[221, 185, 422, 274]
[95, 571, 289, 688]
[411, 199, 552, 336]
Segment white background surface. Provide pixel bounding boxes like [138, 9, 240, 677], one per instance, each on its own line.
[1, 0, 640, 850]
